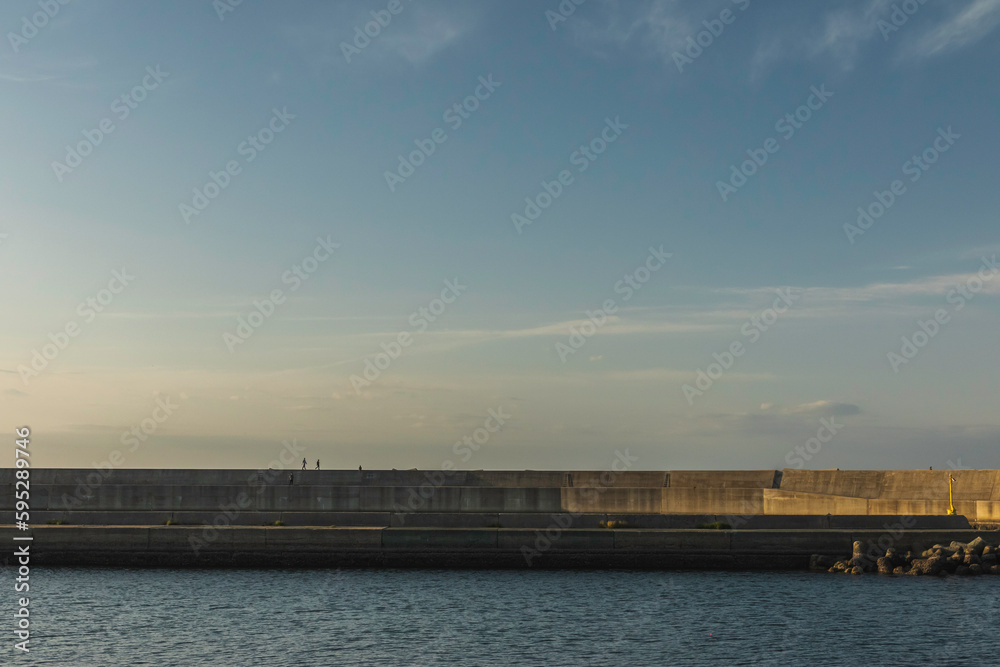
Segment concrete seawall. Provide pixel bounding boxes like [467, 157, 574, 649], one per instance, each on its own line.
[5, 468, 998, 522]
[4, 468, 997, 568]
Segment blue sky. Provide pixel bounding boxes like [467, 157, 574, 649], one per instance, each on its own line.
[2, 0, 998, 471]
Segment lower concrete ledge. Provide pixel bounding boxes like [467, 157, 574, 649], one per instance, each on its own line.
[3, 525, 997, 569]
[22, 511, 972, 530]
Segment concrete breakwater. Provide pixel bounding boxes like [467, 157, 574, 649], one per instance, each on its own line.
[5, 468, 1000, 522]
[2, 525, 997, 570]
[3, 468, 998, 568]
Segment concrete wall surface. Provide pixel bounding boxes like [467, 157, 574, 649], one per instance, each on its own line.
[3, 469, 997, 521]
[3, 525, 994, 569]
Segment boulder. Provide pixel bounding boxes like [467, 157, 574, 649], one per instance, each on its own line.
[850, 566, 864, 575]
[907, 557, 945, 576]
[969, 564, 983, 576]
[925, 557, 945, 575]
[955, 566, 973, 577]
[877, 557, 894, 575]
[892, 566, 905, 575]
[966, 537, 986, 556]
[810, 554, 837, 570]
[849, 554, 873, 572]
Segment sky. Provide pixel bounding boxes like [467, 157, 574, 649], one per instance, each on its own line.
[1, 0, 998, 472]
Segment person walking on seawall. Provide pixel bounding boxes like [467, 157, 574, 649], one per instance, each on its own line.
[315, 459, 320, 470]
[288, 473, 293, 485]
[301, 458, 307, 470]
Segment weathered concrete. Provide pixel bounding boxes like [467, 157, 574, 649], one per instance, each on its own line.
[5, 468, 998, 523]
[17, 509, 972, 531]
[5, 525, 995, 569]
[763, 489, 869, 515]
[663, 487, 764, 515]
[6, 465, 997, 568]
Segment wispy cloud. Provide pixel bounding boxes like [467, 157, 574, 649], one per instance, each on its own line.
[0, 72, 56, 83]
[789, 0, 1000, 72]
[586, 0, 1000, 78]
[378, 7, 476, 64]
[805, 0, 891, 69]
[762, 400, 863, 417]
[284, 1, 480, 71]
[568, 0, 707, 65]
[900, 0, 1000, 59]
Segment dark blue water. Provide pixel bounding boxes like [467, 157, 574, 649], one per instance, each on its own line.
[4, 568, 997, 665]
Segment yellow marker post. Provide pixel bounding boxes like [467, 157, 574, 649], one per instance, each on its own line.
[947, 475, 957, 515]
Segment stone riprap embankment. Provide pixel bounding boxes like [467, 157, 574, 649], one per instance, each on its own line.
[818, 537, 1000, 577]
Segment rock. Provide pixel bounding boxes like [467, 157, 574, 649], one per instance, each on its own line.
[877, 557, 894, 574]
[925, 557, 944, 575]
[849, 554, 871, 571]
[956, 566, 973, 577]
[810, 554, 837, 570]
[892, 566, 904, 575]
[850, 566, 864, 575]
[966, 537, 986, 556]
[981, 553, 997, 567]
[852, 540, 864, 557]
[963, 553, 981, 567]
[969, 564, 983, 575]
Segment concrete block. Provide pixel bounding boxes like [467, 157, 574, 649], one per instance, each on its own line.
[780, 469, 885, 498]
[497, 529, 615, 552]
[34, 526, 150, 551]
[612, 529, 730, 552]
[383, 528, 498, 550]
[265, 527, 383, 550]
[762, 489, 867, 515]
[730, 530, 850, 555]
[390, 512, 499, 528]
[561, 488, 662, 514]
[668, 470, 777, 489]
[663, 488, 763, 515]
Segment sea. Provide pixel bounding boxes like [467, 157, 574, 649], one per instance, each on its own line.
[4, 568, 997, 665]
